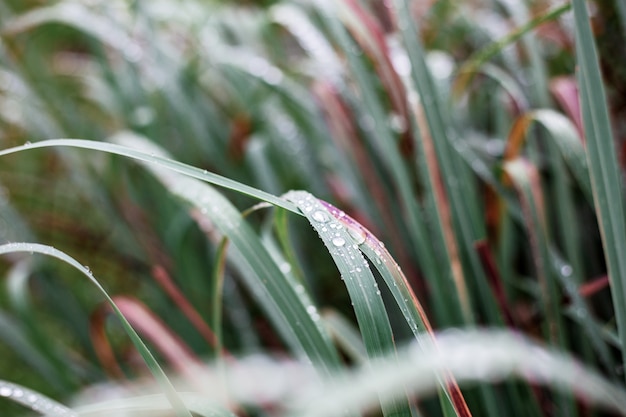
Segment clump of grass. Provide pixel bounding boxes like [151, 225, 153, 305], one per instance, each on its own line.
[1, 0, 626, 416]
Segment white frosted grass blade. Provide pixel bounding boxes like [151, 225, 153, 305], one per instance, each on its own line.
[293, 330, 626, 417]
[0, 379, 75, 417]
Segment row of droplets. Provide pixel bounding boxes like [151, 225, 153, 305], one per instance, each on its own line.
[0, 380, 76, 417]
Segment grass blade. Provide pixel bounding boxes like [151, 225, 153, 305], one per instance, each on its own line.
[285, 190, 412, 417]
[0, 139, 298, 214]
[571, 0, 626, 369]
[0, 243, 193, 417]
[110, 132, 343, 376]
[0, 379, 76, 417]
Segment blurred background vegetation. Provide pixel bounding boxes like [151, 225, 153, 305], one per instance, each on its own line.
[1, 0, 626, 416]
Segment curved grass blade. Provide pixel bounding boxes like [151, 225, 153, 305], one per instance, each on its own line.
[319, 198, 471, 417]
[454, 2, 571, 94]
[285, 191, 412, 417]
[321, 310, 367, 364]
[0, 243, 193, 417]
[0, 139, 299, 214]
[572, 0, 626, 369]
[0, 379, 76, 417]
[110, 132, 342, 377]
[293, 330, 626, 417]
[1, 2, 141, 62]
[5, 259, 75, 391]
[505, 109, 592, 203]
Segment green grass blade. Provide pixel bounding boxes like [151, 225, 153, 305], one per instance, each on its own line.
[0, 243, 193, 417]
[455, 2, 571, 93]
[322, 310, 368, 364]
[110, 132, 343, 376]
[320, 198, 471, 417]
[286, 190, 413, 417]
[571, 0, 626, 369]
[0, 139, 299, 214]
[0, 311, 62, 391]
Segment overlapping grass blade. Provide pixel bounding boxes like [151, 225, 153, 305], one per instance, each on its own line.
[454, 2, 570, 94]
[285, 190, 412, 417]
[109, 132, 343, 376]
[505, 109, 591, 203]
[319, 198, 471, 417]
[0, 243, 193, 417]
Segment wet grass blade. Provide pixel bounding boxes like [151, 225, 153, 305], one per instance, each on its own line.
[285, 190, 412, 417]
[320, 198, 471, 417]
[110, 132, 343, 376]
[0, 139, 299, 214]
[0, 243, 193, 417]
[0, 379, 76, 417]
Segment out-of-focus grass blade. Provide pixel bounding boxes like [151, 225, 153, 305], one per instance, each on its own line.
[550, 253, 615, 373]
[571, 0, 626, 368]
[5, 259, 77, 391]
[293, 330, 626, 417]
[74, 393, 238, 417]
[0, 243, 193, 417]
[101, 296, 202, 381]
[322, 310, 367, 364]
[0, 311, 62, 390]
[285, 190, 412, 417]
[505, 109, 592, 203]
[503, 159, 575, 415]
[110, 132, 343, 377]
[454, 2, 571, 95]
[0, 139, 299, 214]
[1, 2, 141, 62]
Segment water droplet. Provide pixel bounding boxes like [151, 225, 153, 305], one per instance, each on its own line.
[347, 227, 366, 245]
[306, 305, 317, 315]
[312, 210, 330, 223]
[560, 265, 573, 277]
[24, 141, 32, 147]
[0, 387, 11, 397]
[331, 237, 346, 247]
[279, 262, 292, 274]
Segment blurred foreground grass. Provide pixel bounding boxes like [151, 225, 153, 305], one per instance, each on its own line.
[1, 0, 626, 416]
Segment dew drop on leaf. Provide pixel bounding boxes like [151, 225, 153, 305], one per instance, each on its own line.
[312, 210, 330, 223]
